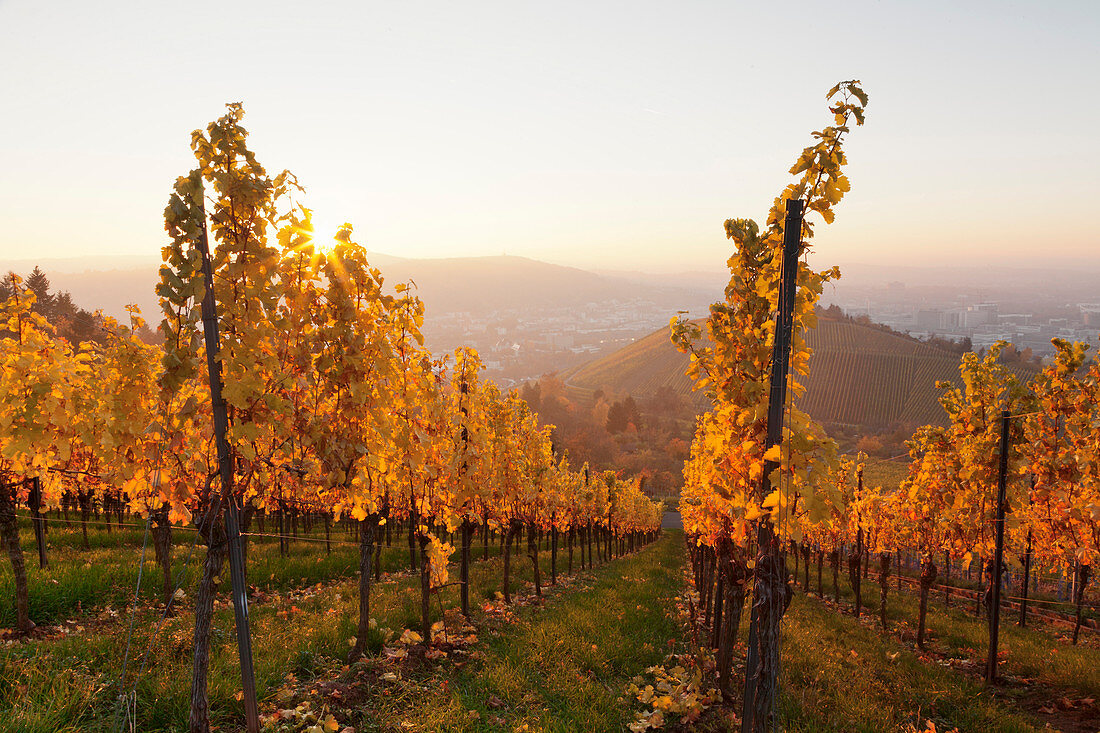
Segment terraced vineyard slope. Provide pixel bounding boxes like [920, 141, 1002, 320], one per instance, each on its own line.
[562, 318, 1037, 428]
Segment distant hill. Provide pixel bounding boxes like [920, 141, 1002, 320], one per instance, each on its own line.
[562, 318, 1039, 429]
[0, 253, 711, 322]
[366, 254, 704, 314]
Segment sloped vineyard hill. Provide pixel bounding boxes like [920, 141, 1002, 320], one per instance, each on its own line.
[562, 319, 1037, 429]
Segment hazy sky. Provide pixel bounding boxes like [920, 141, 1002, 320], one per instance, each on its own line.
[1, 0, 1097, 273]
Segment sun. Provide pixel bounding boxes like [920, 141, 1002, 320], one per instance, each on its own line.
[305, 211, 349, 253]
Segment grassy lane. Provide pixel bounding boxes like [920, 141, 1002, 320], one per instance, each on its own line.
[0, 528, 652, 732]
[657, 548, 1099, 732]
[15, 525, 1090, 732]
[349, 531, 685, 732]
[1, 517, 524, 628]
[786, 561, 1100, 702]
[775, 594, 1042, 732]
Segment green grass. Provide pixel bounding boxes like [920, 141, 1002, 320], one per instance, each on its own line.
[258, 534, 1089, 733]
[786, 558, 1100, 701]
[0, 520, 622, 732]
[356, 533, 685, 732]
[775, 594, 1042, 732]
[6, 524, 1097, 732]
[1, 515, 514, 627]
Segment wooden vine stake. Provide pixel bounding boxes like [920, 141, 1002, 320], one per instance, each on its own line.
[30, 477, 48, 569]
[742, 198, 803, 733]
[985, 409, 1010, 684]
[194, 190, 260, 733]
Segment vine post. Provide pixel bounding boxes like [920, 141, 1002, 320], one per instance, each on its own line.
[459, 374, 471, 618]
[742, 197, 803, 733]
[30, 477, 48, 569]
[195, 192, 260, 733]
[985, 409, 1010, 684]
[550, 511, 558, 585]
[1018, 481, 1034, 627]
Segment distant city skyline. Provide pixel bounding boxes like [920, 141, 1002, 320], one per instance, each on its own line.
[1, 0, 1097, 273]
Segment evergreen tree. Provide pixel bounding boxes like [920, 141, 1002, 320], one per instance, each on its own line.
[25, 266, 55, 317]
[0, 272, 18, 302]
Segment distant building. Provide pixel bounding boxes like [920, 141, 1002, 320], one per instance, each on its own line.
[1080, 304, 1100, 328]
[972, 330, 1015, 348]
[963, 303, 998, 328]
[547, 333, 575, 348]
[941, 309, 964, 330]
[916, 309, 942, 330]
